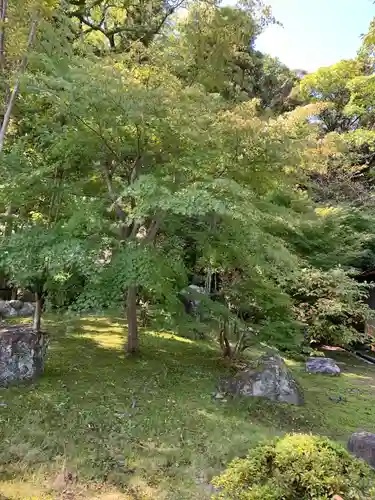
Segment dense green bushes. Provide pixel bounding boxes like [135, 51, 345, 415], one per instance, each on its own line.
[289, 268, 374, 347]
[212, 434, 375, 499]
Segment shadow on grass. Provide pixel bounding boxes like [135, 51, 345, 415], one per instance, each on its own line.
[0, 316, 250, 498]
[1, 316, 375, 499]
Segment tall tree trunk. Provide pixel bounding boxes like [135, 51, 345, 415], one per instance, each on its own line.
[0, 0, 8, 73]
[219, 320, 232, 358]
[3, 203, 13, 239]
[0, 0, 9, 108]
[126, 285, 139, 354]
[0, 15, 38, 151]
[33, 291, 43, 333]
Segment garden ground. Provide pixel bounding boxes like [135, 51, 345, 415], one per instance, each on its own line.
[1, 316, 375, 499]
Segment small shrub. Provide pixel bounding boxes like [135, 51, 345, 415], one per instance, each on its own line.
[211, 433, 375, 499]
[309, 349, 326, 357]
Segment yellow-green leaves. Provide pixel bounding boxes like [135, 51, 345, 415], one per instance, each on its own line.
[300, 59, 362, 105]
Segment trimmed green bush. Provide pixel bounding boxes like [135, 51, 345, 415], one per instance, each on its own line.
[212, 433, 375, 499]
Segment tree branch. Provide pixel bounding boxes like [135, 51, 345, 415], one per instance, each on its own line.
[102, 162, 127, 221]
[144, 217, 161, 243]
[73, 113, 122, 163]
[67, 11, 108, 37]
[68, 0, 186, 49]
[140, 3, 183, 46]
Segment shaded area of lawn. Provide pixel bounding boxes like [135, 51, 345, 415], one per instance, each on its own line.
[1, 316, 375, 499]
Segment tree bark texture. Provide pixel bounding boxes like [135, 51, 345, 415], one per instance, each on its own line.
[33, 292, 43, 333]
[0, 15, 38, 151]
[126, 284, 139, 354]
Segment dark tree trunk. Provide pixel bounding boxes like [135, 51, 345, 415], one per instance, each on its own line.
[3, 204, 13, 238]
[126, 285, 139, 354]
[33, 292, 43, 333]
[219, 320, 232, 358]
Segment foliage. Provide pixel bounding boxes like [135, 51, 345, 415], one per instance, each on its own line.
[13, 31, 319, 349]
[64, 0, 186, 52]
[0, 223, 103, 297]
[1, 2, 375, 352]
[297, 24, 375, 209]
[268, 202, 375, 270]
[157, 3, 299, 108]
[287, 267, 373, 347]
[212, 433, 375, 500]
[300, 60, 362, 105]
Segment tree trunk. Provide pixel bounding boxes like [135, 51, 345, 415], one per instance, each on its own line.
[0, 0, 9, 109]
[219, 320, 232, 358]
[3, 204, 13, 239]
[0, 16, 38, 151]
[126, 285, 139, 354]
[33, 292, 43, 333]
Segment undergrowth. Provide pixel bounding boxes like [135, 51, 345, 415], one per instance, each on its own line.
[0, 315, 375, 499]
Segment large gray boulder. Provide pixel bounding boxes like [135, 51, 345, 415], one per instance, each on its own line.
[0, 300, 35, 318]
[179, 284, 207, 317]
[6, 307, 18, 318]
[222, 353, 304, 405]
[306, 357, 340, 375]
[0, 300, 11, 317]
[18, 302, 35, 318]
[0, 325, 48, 386]
[8, 300, 23, 311]
[348, 432, 375, 468]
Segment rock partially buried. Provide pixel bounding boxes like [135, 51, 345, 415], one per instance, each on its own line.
[18, 302, 36, 318]
[0, 300, 35, 318]
[0, 325, 48, 386]
[348, 432, 375, 468]
[8, 300, 23, 311]
[222, 353, 304, 405]
[306, 357, 340, 375]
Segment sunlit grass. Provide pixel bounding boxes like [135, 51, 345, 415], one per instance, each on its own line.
[342, 372, 373, 380]
[2, 315, 375, 498]
[147, 331, 196, 344]
[77, 332, 124, 349]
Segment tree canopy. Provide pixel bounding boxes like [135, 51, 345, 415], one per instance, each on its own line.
[1, 0, 375, 355]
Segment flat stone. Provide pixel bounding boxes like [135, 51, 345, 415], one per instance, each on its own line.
[306, 357, 340, 375]
[348, 432, 375, 468]
[214, 392, 225, 399]
[0, 325, 48, 387]
[222, 353, 304, 405]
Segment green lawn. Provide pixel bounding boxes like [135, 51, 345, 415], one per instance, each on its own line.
[1, 316, 375, 499]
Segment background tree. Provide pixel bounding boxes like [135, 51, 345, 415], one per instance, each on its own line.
[0, 1, 373, 357]
[156, 2, 300, 109]
[64, 0, 187, 52]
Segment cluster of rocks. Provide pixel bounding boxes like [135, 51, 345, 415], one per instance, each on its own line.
[216, 353, 375, 470]
[217, 354, 341, 407]
[0, 323, 374, 474]
[0, 324, 48, 386]
[0, 300, 35, 318]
